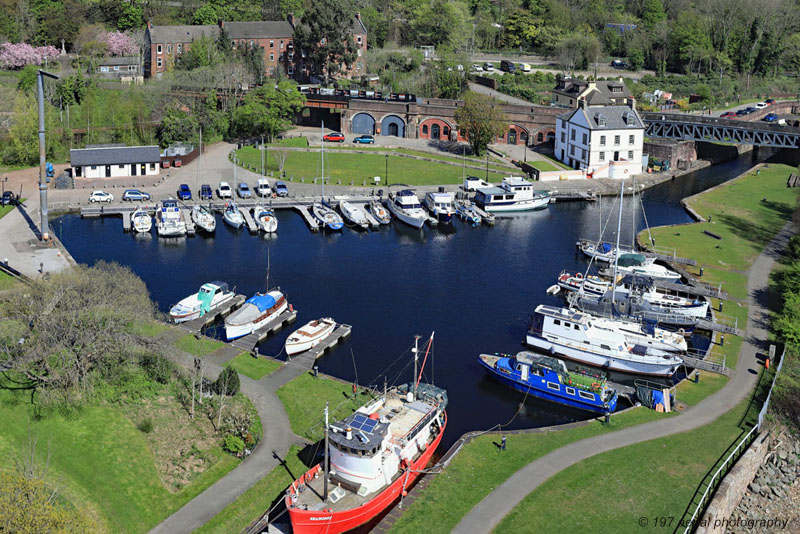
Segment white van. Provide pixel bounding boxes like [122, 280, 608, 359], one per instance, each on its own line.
[520, 63, 532, 73]
[257, 178, 271, 197]
[463, 176, 491, 192]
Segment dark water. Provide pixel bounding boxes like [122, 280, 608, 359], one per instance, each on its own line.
[52, 150, 769, 449]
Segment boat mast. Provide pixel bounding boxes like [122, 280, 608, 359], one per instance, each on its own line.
[323, 401, 329, 503]
[196, 127, 201, 194]
[610, 180, 624, 308]
[413, 335, 420, 399]
[321, 120, 325, 203]
[265, 247, 270, 290]
[631, 175, 636, 250]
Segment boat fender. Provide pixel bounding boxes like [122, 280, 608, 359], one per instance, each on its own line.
[352, 383, 357, 395]
[289, 304, 294, 312]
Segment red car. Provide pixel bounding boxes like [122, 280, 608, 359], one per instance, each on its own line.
[765, 98, 776, 105]
[720, 111, 737, 119]
[323, 132, 345, 142]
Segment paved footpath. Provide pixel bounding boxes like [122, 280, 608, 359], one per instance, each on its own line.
[452, 220, 795, 534]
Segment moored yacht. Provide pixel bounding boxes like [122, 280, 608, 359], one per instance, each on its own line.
[285, 317, 336, 355]
[454, 199, 481, 225]
[370, 200, 391, 224]
[224, 289, 288, 340]
[169, 281, 235, 323]
[601, 253, 681, 282]
[474, 176, 550, 212]
[386, 190, 427, 229]
[423, 191, 455, 224]
[223, 202, 244, 229]
[339, 201, 369, 230]
[253, 205, 278, 233]
[191, 204, 216, 233]
[156, 199, 186, 237]
[312, 202, 344, 231]
[131, 206, 152, 233]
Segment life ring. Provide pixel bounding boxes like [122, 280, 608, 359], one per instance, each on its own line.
[624, 169, 629, 174]
[575, 273, 583, 279]
[592, 382, 599, 389]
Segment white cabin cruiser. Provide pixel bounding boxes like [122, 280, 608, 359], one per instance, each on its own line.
[285, 317, 336, 355]
[386, 190, 427, 228]
[601, 253, 681, 282]
[191, 204, 216, 233]
[423, 191, 455, 224]
[224, 289, 288, 340]
[131, 207, 152, 233]
[474, 176, 550, 212]
[340, 201, 369, 230]
[169, 281, 235, 323]
[156, 199, 186, 237]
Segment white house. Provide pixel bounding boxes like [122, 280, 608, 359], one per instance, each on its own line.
[554, 102, 644, 179]
[70, 145, 161, 179]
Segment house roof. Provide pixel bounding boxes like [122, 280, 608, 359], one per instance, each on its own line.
[70, 146, 161, 166]
[559, 105, 644, 131]
[583, 89, 612, 106]
[148, 24, 217, 44]
[97, 56, 140, 66]
[552, 78, 632, 101]
[224, 21, 294, 39]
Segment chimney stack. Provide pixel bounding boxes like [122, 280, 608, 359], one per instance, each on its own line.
[287, 12, 295, 27]
[355, 12, 361, 20]
[146, 21, 151, 30]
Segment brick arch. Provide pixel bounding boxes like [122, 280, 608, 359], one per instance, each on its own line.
[533, 127, 556, 145]
[351, 112, 376, 135]
[418, 117, 457, 141]
[505, 124, 530, 145]
[379, 114, 406, 137]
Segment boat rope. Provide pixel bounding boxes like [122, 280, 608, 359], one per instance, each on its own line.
[638, 185, 654, 247]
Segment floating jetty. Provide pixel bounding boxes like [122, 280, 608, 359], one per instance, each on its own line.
[293, 205, 320, 232]
[229, 308, 298, 351]
[287, 323, 353, 368]
[179, 294, 247, 333]
[239, 207, 259, 233]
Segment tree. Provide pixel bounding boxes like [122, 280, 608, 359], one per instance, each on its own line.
[410, 0, 469, 49]
[216, 366, 240, 396]
[292, 0, 358, 85]
[641, 0, 667, 29]
[230, 80, 305, 140]
[0, 471, 90, 533]
[157, 108, 199, 148]
[454, 91, 508, 157]
[193, 2, 228, 25]
[501, 10, 541, 49]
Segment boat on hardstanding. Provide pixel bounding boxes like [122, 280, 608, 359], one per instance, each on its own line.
[525, 305, 683, 377]
[253, 205, 278, 233]
[339, 201, 369, 230]
[474, 176, 550, 212]
[386, 190, 427, 229]
[285, 317, 336, 355]
[191, 204, 216, 233]
[285, 334, 447, 534]
[370, 200, 391, 224]
[423, 191, 455, 224]
[478, 351, 618, 413]
[169, 281, 235, 323]
[156, 199, 186, 237]
[131, 206, 152, 233]
[454, 199, 481, 225]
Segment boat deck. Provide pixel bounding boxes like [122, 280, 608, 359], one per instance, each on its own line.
[359, 204, 381, 228]
[288, 324, 352, 368]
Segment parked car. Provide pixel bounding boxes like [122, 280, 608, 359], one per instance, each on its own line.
[89, 190, 113, 203]
[735, 109, 749, 116]
[483, 62, 494, 72]
[237, 182, 252, 198]
[720, 111, 737, 119]
[610, 59, 628, 69]
[470, 64, 483, 73]
[519, 63, 532, 73]
[456, 64, 464, 71]
[199, 184, 213, 200]
[755, 102, 769, 110]
[353, 134, 375, 144]
[177, 184, 192, 201]
[323, 132, 345, 142]
[763, 113, 780, 122]
[1, 191, 16, 206]
[765, 98, 776, 105]
[122, 189, 151, 202]
[217, 181, 232, 199]
[500, 60, 516, 73]
[274, 181, 289, 197]
[744, 106, 757, 114]
[256, 178, 271, 197]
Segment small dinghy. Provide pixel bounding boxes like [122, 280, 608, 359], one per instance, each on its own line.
[131, 206, 152, 233]
[285, 317, 336, 355]
[370, 200, 391, 224]
[253, 205, 278, 233]
[192, 204, 216, 233]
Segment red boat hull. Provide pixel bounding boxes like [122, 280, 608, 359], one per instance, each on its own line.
[286, 411, 447, 534]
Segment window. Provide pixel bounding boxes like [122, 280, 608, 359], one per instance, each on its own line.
[628, 134, 634, 145]
[270, 40, 274, 48]
[546, 382, 560, 391]
[280, 40, 284, 49]
[167, 44, 172, 54]
[100, 66, 109, 72]
[574, 324, 580, 330]
[231, 40, 236, 48]
[570, 129, 576, 141]
[599, 151, 605, 162]
[177, 44, 182, 53]
[287, 66, 294, 76]
[628, 151, 634, 160]
[150, 163, 156, 170]
[553, 319, 561, 326]
[128, 65, 136, 71]
[582, 133, 587, 144]
[581, 148, 586, 159]
[119, 164, 125, 168]
[565, 387, 576, 396]
[579, 391, 595, 400]
[357, 36, 362, 45]
[600, 135, 606, 146]
[113, 66, 119, 71]
[157, 57, 162, 68]
[422, 125, 428, 135]
[570, 146, 575, 155]
[91, 165, 97, 170]
[269, 53, 274, 61]
[560, 132, 565, 143]
[614, 135, 620, 145]
[249, 40, 254, 48]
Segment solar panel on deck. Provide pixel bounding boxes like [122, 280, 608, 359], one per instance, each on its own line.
[350, 414, 378, 434]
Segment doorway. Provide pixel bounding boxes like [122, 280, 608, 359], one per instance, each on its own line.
[105, 165, 111, 177]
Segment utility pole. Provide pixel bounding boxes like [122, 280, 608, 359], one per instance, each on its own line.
[37, 70, 59, 241]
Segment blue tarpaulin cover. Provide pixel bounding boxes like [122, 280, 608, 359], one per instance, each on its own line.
[246, 294, 276, 312]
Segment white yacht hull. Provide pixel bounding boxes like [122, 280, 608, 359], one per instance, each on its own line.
[132, 214, 152, 233]
[223, 208, 244, 229]
[340, 202, 368, 229]
[225, 300, 288, 340]
[482, 196, 550, 212]
[170, 293, 235, 323]
[285, 319, 336, 355]
[254, 208, 278, 233]
[385, 199, 425, 228]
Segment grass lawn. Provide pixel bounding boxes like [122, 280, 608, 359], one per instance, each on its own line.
[675, 372, 729, 406]
[646, 164, 800, 272]
[226, 351, 281, 380]
[387, 407, 667, 534]
[0, 388, 239, 534]
[236, 146, 508, 186]
[495, 393, 759, 534]
[270, 137, 308, 147]
[0, 270, 18, 290]
[276, 372, 373, 441]
[173, 333, 226, 357]
[529, 160, 560, 172]
[195, 445, 306, 534]
[126, 319, 169, 338]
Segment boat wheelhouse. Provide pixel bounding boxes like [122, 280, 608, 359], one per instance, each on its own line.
[386, 190, 427, 228]
[478, 351, 618, 413]
[423, 191, 454, 224]
[156, 199, 186, 237]
[169, 281, 235, 323]
[474, 176, 550, 212]
[525, 305, 683, 377]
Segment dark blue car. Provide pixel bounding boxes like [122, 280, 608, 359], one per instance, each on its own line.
[199, 184, 213, 200]
[178, 184, 192, 200]
[763, 113, 779, 122]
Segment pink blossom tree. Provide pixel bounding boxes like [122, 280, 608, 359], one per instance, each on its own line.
[100, 31, 139, 56]
[0, 43, 60, 68]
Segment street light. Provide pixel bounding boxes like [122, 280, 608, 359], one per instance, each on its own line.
[37, 69, 59, 241]
[385, 154, 388, 186]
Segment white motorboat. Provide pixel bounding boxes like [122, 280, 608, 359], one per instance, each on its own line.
[474, 176, 550, 212]
[386, 190, 427, 228]
[592, 315, 688, 353]
[253, 205, 278, 233]
[454, 199, 481, 225]
[370, 200, 391, 224]
[556, 270, 610, 296]
[423, 191, 455, 224]
[601, 253, 681, 282]
[131, 206, 152, 233]
[156, 199, 186, 237]
[525, 305, 683, 377]
[224, 289, 288, 340]
[169, 281, 235, 323]
[340, 201, 369, 230]
[577, 240, 640, 263]
[285, 317, 336, 355]
[191, 204, 216, 233]
[223, 203, 244, 229]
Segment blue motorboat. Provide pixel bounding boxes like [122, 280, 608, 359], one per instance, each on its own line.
[478, 351, 618, 414]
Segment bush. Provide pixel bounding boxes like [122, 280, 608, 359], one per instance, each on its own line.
[137, 417, 154, 433]
[216, 366, 240, 396]
[140, 353, 175, 384]
[788, 234, 800, 261]
[223, 434, 245, 455]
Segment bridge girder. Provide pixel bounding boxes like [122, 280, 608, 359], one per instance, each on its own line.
[643, 115, 800, 149]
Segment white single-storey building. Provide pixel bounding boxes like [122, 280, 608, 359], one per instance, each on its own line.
[554, 102, 644, 179]
[70, 145, 161, 179]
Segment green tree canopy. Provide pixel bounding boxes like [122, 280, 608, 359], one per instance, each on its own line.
[157, 108, 199, 148]
[230, 80, 306, 140]
[454, 91, 508, 156]
[293, 0, 358, 85]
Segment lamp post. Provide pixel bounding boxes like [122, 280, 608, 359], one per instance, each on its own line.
[385, 154, 388, 186]
[37, 70, 59, 241]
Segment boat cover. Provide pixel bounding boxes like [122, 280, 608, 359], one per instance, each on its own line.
[617, 253, 647, 267]
[197, 285, 214, 315]
[599, 243, 613, 253]
[246, 293, 276, 311]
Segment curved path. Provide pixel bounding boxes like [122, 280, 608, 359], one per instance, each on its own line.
[453, 220, 795, 534]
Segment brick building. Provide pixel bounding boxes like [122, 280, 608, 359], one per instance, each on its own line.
[144, 23, 217, 78]
[223, 21, 295, 78]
